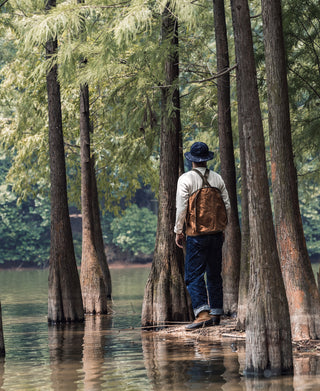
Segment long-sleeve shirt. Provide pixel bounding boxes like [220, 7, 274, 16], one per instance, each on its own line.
[174, 167, 231, 234]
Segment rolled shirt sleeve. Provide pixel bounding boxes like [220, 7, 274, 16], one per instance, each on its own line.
[174, 175, 190, 234]
[219, 178, 231, 213]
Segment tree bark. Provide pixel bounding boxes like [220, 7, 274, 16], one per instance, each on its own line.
[46, 0, 84, 323]
[141, 3, 193, 328]
[91, 156, 112, 300]
[213, 0, 241, 317]
[0, 303, 4, 357]
[261, 0, 320, 340]
[236, 96, 250, 331]
[230, 0, 293, 375]
[79, 83, 111, 314]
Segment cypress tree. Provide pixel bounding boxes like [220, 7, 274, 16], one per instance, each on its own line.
[141, 2, 193, 328]
[230, 0, 293, 375]
[46, 0, 84, 323]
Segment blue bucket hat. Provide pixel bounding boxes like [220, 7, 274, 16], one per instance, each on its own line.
[185, 142, 214, 162]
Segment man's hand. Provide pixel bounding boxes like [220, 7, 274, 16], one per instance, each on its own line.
[175, 233, 185, 248]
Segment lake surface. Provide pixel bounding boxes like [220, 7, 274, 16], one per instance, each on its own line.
[0, 266, 320, 390]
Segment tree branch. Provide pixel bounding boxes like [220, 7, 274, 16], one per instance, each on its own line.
[0, 0, 9, 8]
[297, 168, 320, 177]
[250, 13, 261, 19]
[187, 64, 237, 84]
[81, 2, 130, 9]
[64, 142, 80, 149]
[288, 65, 320, 99]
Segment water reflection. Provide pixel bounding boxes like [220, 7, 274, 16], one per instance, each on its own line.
[141, 332, 244, 390]
[0, 358, 4, 391]
[293, 355, 320, 390]
[234, 352, 320, 391]
[222, 342, 243, 390]
[242, 377, 294, 390]
[2, 269, 320, 390]
[48, 323, 84, 390]
[83, 315, 112, 390]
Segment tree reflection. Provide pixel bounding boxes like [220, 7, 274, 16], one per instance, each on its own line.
[48, 323, 84, 391]
[294, 355, 320, 390]
[240, 354, 320, 390]
[221, 341, 243, 390]
[83, 315, 112, 390]
[141, 332, 243, 390]
[243, 377, 294, 390]
[0, 358, 4, 391]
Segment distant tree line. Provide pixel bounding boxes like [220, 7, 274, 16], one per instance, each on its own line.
[0, 149, 318, 267]
[0, 152, 157, 266]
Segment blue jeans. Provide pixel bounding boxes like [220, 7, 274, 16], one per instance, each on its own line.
[185, 233, 224, 317]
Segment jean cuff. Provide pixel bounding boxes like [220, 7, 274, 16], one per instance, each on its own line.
[210, 309, 224, 316]
[194, 304, 210, 317]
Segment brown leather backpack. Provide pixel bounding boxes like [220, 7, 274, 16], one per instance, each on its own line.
[185, 169, 228, 236]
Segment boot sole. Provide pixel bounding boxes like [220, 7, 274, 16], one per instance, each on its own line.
[185, 318, 213, 331]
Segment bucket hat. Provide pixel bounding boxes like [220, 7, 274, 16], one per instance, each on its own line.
[184, 142, 214, 162]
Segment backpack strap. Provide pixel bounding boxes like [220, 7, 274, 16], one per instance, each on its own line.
[192, 168, 212, 188]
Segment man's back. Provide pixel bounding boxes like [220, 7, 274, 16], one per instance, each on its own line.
[174, 167, 230, 235]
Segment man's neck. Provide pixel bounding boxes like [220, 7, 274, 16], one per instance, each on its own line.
[192, 162, 207, 169]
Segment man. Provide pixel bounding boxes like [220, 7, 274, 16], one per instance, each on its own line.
[174, 142, 230, 330]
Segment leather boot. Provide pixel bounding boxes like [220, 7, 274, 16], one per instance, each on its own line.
[185, 310, 213, 331]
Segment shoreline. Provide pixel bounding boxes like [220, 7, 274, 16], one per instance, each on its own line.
[109, 262, 152, 269]
[0, 262, 152, 271]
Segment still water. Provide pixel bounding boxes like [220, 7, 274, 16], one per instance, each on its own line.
[0, 266, 320, 390]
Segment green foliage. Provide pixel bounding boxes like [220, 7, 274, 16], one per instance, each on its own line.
[283, 0, 320, 184]
[1, 0, 161, 211]
[300, 194, 320, 258]
[281, 0, 320, 257]
[110, 204, 157, 256]
[0, 0, 319, 266]
[0, 152, 50, 265]
[298, 163, 320, 257]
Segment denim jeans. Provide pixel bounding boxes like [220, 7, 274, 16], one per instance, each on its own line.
[185, 233, 224, 317]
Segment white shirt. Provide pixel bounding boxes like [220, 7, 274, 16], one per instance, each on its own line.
[174, 167, 231, 234]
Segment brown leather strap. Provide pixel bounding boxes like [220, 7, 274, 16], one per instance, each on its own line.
[192, 168, 212, 188]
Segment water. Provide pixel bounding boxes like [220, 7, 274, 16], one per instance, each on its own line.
[0, 267, 320, 390]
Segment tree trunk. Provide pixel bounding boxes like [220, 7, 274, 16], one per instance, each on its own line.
[213, 0, 241, 317]
[230, 0, 293, 375]
[234, 80, 250, 330]
[0, 303, 4, 357]
[46, 0, 84, 323]
[178, 124, 184, 177]
[141, 3, 193, 328]
[91, 156, 112, 300]
[79, 83, 111, 314]
[261, 0, 320, 340]
[234, 27, 250, 332]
